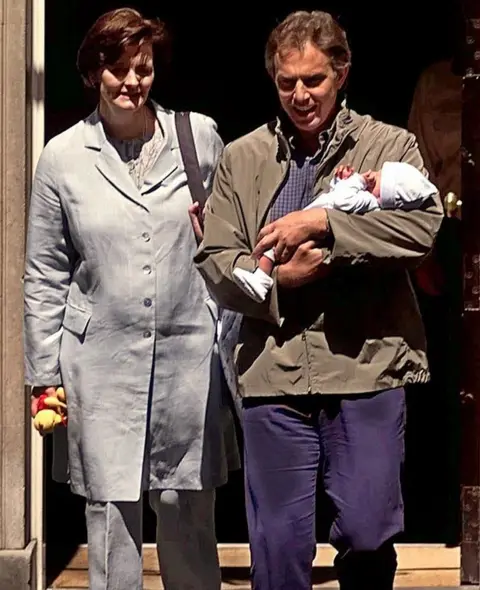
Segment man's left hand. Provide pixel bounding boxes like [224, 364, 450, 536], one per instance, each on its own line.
[252, 209, 329, 263]
[188, 202, 204, 244]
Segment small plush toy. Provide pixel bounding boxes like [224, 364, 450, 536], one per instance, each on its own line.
[33, 387, 68, 435]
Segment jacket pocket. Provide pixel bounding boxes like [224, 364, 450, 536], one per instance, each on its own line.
[62, 303, 92, 337]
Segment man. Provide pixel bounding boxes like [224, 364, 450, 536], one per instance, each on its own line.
[407, 58, 462, 542]
[195, 11, 443, 590]
[408, 58, 462, 296]
[408, 59, 461, 200]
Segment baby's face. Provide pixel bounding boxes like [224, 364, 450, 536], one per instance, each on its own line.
[361, 170, 382, 198]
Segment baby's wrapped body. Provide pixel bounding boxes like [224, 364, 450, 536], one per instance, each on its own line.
[233, 161, 438, 302]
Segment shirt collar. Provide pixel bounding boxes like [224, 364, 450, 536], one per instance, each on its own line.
[276, 106, 339, 157]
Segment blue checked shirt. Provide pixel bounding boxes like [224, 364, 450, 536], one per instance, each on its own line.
[269, 128, 333, 222]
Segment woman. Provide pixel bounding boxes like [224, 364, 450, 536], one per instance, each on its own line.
[24, 8, 238, 590]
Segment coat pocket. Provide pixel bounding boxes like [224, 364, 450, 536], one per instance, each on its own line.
[62, 303, 92, 337]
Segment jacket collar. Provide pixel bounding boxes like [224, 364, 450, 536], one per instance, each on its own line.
[273, 102, 363, 159]
[258, 103, 366, 232]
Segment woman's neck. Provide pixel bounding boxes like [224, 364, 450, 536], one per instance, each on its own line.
[100, 102, 153, 141]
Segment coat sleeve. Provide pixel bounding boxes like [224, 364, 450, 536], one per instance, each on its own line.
[24, 142, 78, 386]
[325, 133, 444, 269]
[195, 148, 281, 325]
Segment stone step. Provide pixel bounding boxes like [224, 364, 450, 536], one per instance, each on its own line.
[48, 569, 462, 589]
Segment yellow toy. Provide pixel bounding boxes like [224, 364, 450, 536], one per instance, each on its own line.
[33, 387, 68, 435]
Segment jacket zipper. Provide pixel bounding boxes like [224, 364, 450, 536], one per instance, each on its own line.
[302, 332, 312, 394]
[314, 129, 354, 189]
[305, 126, 356, 396]
[263, 124, 354, 397]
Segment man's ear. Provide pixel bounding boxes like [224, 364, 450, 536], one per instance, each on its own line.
[336, 65, 350, 90]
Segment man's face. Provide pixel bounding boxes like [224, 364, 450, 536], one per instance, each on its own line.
[274, 41, 348, 138]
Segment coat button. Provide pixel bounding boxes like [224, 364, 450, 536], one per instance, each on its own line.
[142, 232, 151, 242]
[143, 330, 152, 338]
[144, 298, 152, 307]
[143, 265, 152, 274]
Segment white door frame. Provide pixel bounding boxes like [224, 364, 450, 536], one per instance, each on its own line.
[29, 0, 46, 588]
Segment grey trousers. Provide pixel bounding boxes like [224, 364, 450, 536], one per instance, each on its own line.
[85, 490, 221, 590]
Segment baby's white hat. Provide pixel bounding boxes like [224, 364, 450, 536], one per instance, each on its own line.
[380, 162, 437, 210]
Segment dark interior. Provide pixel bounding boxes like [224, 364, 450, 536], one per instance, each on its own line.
[44, 0, 462, 583]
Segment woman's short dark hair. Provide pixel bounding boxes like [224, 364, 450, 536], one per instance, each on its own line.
[265, 11, 351, 79]
[77, 8, 170, 88]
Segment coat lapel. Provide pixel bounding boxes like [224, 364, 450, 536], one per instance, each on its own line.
[83, 109, 149, 210]
[141, 104, 180, 196]
[98, 143, 149, 210]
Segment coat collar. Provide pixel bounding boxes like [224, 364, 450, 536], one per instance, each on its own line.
[82, 100, 179, 209]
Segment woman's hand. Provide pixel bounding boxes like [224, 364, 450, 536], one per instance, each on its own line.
[31, 386, 68, 435]
[31, 386, 58, 417]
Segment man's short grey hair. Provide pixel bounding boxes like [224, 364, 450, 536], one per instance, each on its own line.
[265, 11, 351, 79]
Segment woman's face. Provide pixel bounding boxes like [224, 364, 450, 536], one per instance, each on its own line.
[99, 42, 154, 113]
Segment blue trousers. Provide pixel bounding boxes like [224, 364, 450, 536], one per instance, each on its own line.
[243, 388, 405, 590]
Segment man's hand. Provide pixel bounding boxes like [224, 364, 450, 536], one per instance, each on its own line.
[277, 241, 330, 288]
[252, 209, 329, 264]
[31, 386, 57, 417]
[188, 202, 204, 243]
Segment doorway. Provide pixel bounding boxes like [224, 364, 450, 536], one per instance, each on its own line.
[43, 0, 462, 584]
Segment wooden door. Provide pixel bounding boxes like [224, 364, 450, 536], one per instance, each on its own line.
[460, 0, 480, 584]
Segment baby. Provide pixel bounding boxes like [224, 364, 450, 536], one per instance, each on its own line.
[233, 161, 438, 302]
